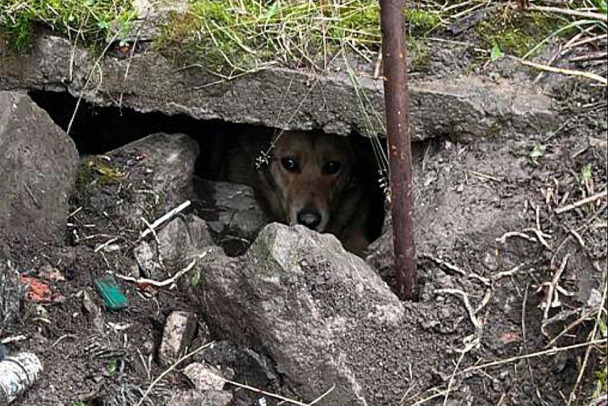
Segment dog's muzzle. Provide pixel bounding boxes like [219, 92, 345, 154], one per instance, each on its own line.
[296, 208, 322, 230]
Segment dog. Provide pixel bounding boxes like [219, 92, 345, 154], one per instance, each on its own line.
[222, 130, 374, 255]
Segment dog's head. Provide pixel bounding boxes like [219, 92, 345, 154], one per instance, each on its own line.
[260, 131, 356, 232]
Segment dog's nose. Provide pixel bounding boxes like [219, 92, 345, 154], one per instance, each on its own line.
[297, 209, 322, 230]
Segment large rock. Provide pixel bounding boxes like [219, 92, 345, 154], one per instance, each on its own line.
[134, 214, 213, 279]
[75, 132, 199, 234]
[194, 224, 423, 406]
[192, 178, 270, 255]
[0, 34, 558, 139]
[0, 91, 78, 254]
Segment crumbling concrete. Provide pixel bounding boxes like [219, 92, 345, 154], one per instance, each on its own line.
[0, 34, 558, 139]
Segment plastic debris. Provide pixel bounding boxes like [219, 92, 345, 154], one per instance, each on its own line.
[94, 275, 129, 310]
[19, 276, 65, 304]
[0, 352, 43, 405]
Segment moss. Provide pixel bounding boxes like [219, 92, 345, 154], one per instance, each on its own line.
[405, 9, 441, 37]
[475, 9, 565, 57]
[409, 39, 431, 72]
[0, 0, 135, 52]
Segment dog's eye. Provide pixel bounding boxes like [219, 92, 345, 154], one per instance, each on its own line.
[281, 157, 300, 172]
[323, 161, 341, 175]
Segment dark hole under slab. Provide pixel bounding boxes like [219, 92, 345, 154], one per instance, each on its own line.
[28, 89, 388, 253]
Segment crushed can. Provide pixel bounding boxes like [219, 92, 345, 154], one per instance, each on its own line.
[0, 352, 43, 405]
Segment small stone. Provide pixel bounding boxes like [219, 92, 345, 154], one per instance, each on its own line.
[159, 311, 198, 367]
[168, 390, 232, 406]
[183, 362, 225, 391]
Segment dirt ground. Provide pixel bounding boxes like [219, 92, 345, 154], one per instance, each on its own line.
[1, 30, 606, 406]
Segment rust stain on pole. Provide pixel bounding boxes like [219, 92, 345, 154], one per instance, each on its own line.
[380, 0, 417, 300]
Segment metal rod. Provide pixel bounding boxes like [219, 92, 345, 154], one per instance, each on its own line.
[380, 0, 417, 301]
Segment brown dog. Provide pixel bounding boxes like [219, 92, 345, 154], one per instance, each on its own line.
[224, 130, 372, 255]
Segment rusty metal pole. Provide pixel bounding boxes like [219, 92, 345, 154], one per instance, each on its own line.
[380, 0, 417, 301]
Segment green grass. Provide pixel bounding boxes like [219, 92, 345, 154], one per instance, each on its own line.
[155, 0, 383, 76]
[475, 8, 567, 57]
[0, 0, 136, 51]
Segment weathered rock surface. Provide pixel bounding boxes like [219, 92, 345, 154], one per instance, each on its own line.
[0, 34, 558, 139]
[193, 223, 436, 406]
[168, 389, 232, 406]
[159, 310, 198, 367]
[128, 0, 189, 41]
[183, 362, 226, 391]
[134, 213, 213, 279]
[77, 132, 199, 234]
[0, 91, 78, 255]
[192, 178, 270, 254]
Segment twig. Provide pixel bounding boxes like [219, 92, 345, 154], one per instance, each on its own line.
[523, 228, 552, 250]
[224, 377, 334, 406]
[0, 335, 27, 344]
[555, 191, 607, 214]
[529, 5, 608, 22]
[545, 307, 599, 348]
[140, 200, 191, 238]
[135, 342, 215, 406]
[496, 231, 536, 244]
[542, 254, 570, 330]
[567, 275, 608, 405]
[94, 237, 120, 253]
[491, 264, 525, 281]
[116, 250, 210, 288]
[459, 339, 607, 375]
[423, 255, 466, 276]
[516, 58, 607, 86]
[435, 289, 482, 332]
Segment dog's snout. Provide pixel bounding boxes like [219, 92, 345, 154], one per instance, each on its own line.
[297, 209, 322, 230]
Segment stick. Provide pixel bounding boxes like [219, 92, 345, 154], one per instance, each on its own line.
[529, 6, 608, 22]
[459, 339, 607, 375]
[116, 250, 210, 288]
[543, 254, 570, 327]
[516, 58, 607, 86]
[135, 342, 214, 406]
[140, 200, 191, 238]
[435, 289, 482, 332]
[555, 191, 607, 214]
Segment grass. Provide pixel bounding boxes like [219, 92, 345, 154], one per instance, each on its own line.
[155, 0, 383, 76]
[0, 0, 136, 51]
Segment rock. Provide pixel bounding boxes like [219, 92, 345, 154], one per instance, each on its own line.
[168, 390, 232, 406]
[81, 291, 104, 331]
[192, 178, 270, 254]
[195, 224, 412, 406]
[159, 311, 198, 367]
[134, 214, 213, 279]
[0, 91, 78, 256]
[183, 362, 225, 391]
[76, 132, 199, 235]
[0, 34, 558, 139]
[126, 0, 190, 41]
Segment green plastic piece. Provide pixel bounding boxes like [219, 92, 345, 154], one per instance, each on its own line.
[94, 275, 129, 310]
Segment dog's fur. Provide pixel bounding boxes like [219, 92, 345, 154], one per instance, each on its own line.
[222, 130, 372, 255]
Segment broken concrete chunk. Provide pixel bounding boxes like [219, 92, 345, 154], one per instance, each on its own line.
[196, 223, 408, 406]
[168, 389, 232, 406]
[126, 0, 190, 41]
[0, 91, 78, 256]
[193, 178, 270, 251]
[183, 362, 225, 391]
[159, 311, 198, 367]
[0, 35, 558, 140]
[76, 132, 200, 238]
[134, 214, 213, 280]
